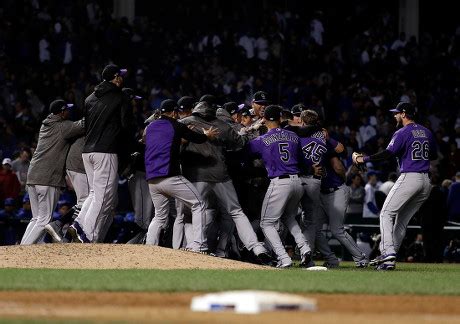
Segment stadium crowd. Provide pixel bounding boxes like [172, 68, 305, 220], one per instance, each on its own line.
[0, 0, 459, 262]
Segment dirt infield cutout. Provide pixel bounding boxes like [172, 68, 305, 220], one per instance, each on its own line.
[0, 244, 265, 270]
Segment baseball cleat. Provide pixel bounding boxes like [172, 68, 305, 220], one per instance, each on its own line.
[369, 253, 396, 266]
[256, 252, 276, 266]
[355, 254, 369, 268]
[68, 222, 90, 243]
[276, 260, 293, 269]
[44, 222, 63, 243]
[299, 251, 315, 268]
[375, 261, 396, 271]
[323, 261, 340, 269]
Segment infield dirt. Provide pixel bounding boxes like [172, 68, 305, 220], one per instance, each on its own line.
[1, 244, 459, 323]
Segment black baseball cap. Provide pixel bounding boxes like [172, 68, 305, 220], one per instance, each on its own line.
[222, 102, 239, 115]
[264, 105, 282, 121]
[390, 102, 416, 116]
[102, 64, 127, 81]
[291, 103, 305, 116]
[122, 88, 142, 100]
[160, 99, 178, 112]
[240, 107, 255, 117]
[252, 91, 270, 105]
[199, 94, 217, 105]
[178, 96, 195, 111]
[50, 99, 73, 114]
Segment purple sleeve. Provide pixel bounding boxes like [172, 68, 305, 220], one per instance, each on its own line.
[327, 137, 338, 149]
[247, 138, 262, 157]
[386, 131, 403, 155]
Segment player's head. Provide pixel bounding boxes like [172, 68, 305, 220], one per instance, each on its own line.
[239, 107, 254, 127]
[160, 99, 178, 118]
[178, 96, 195, 119]
[263, 105, 282, 128]
[102, 64, 127, 87]
[222, 102, 240, 123]
[122, 88, 142, 102]
[49, 99, 73, 119]
[367, 171, 378, 185]
[291, 104, 305, 125]
[390, 102, 416, 126]
[300, 109, 320, 126]
[252, 91, 270, 118]
[199, 94, 218, 109]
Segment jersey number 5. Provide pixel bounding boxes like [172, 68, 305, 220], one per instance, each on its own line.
[411, 141, 429, 160]
[278, 143, 290, 162]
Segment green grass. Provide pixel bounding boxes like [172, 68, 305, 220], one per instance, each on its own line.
[0, 263, 458, 295]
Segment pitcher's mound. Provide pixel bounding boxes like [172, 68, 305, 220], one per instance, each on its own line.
[0, 244, 266, 270]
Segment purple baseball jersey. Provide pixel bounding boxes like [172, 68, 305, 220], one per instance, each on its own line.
[386, 123, 436, 173]
[299, 130, 328, 175]
[247, 128, 301, 178]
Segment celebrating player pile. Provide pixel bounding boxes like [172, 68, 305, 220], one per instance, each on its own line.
[21, 64, 437, 271]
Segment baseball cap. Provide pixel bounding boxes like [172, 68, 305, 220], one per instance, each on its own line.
[389, 102, 416, 116]
[291, 103, 305, 116]
[160, 99, 178, 112]
[282, 108, 293, 120]
[222, 102, 239, 115]
[4, 198, 15, 206]
[178, 96, 195, 111]
[102, 64, 128, 81]
[122, 88, 142, 100]
[199, 94, 217, 106]
[49, 99, 74, 114]
[252, 91, 270, 105]
[263, 105, 282, 121]
[2, 158, 12, 166]
[240, 107, 254, 117]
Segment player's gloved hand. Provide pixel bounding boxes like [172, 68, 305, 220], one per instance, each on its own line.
[352, 152, 367, 172]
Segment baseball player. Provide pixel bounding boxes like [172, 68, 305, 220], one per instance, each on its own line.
[172, 96, 196, 249]
[216, 102, 244, 132]
[247, 105, 312, 268]
[353, 102, 437, 270]
[318, 153, 369, 267]
[120, 89, 152, 243]
[45, 136, 89, 243]
[21, 100, 84, 244]
[180, 101, 272, 263]
[144, 99, 218, 252]
[73, 64, 133, 243]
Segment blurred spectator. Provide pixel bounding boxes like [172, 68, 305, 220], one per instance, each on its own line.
[375, 171, 398, 209]
[363, 171, 381, 218]
[444, 239, 460, 263]
[0, 198, 18, 245]
[406, 233, 424, 262]
[0, 158, 21, 203]
[447, 172, 460, 222]
[17, 194, 32, 220]
[11, 148, 31, 192]
[346, 173, 365, 222]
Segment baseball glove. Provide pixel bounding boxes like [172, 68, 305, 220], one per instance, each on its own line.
[352, 152, 367, 172]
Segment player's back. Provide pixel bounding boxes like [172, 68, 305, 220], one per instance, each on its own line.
[299, 130, 328, 172]
[387, 123, 436, 173]
[248, 128, 301, 178]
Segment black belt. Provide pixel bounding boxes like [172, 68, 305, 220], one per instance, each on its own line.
[320, 187, 340, 194]
[272, 174, 299, 179]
